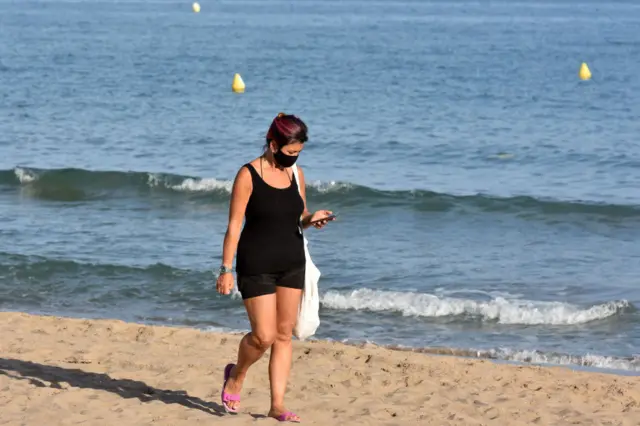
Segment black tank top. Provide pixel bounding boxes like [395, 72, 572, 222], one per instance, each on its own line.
[236, 163, 305, 275]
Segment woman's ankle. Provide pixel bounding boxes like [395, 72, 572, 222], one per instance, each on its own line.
[268, 407, 300, 421]
[230, 366, 247, 382]
[269, 403, 287, 413]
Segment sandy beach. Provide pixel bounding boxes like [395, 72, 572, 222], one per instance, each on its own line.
[0, 312, 638, 425]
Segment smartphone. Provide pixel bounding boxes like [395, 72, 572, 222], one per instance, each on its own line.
[309, 213, 337, 225]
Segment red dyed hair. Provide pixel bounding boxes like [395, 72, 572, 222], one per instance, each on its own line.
[265, 112, 308, 149]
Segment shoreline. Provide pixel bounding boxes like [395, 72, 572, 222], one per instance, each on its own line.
[1, 311, 639, 425]
[3, 307, 638, 376]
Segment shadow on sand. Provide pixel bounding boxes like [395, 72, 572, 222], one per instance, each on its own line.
[0, 358, 225, 417]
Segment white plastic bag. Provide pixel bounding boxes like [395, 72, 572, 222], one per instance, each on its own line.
[291, 165, 321, 340]
[293, 237, 321, 340]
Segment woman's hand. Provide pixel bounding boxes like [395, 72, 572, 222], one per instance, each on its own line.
[216, 272, 235, 295]
[308, 210, 334, 229]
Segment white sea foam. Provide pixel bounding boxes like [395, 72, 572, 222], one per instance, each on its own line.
[149, 175, 350, 194]
[146, 173, 163, 188]
[14, 167, 38, 183]
[170, 178, 234, 193]
[203, 325, 247, 334]
[321, 288, 629, 325]
[145, 173, 233, 193]
[230, 286, 242, 300]
[342, 341, 640, 372]
[306, 180, 352, 193]
[484, 348, 640, 372]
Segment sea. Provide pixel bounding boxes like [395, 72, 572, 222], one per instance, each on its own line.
[1, 0, 640, 373]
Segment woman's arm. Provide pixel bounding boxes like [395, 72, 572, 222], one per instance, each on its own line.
[297, 166, 314, 229]
[298, 166, 334, 230]
[221, 167, 252, 269]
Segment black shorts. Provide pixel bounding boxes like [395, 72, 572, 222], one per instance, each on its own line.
[237, 266, 305, 300]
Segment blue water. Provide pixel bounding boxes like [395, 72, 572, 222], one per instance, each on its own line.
[2, 0, 640, 372]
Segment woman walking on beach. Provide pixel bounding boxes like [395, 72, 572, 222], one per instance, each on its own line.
[216, 113, 334, 422]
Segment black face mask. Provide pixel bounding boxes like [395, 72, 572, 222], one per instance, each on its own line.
[273, 149, 299, 168]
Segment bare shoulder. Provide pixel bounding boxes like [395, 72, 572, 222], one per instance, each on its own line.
[296, 165, 305, 179]
[236, 157, 262, 178]
[235, 165, 250, 179]
[233, 163, 254, 191]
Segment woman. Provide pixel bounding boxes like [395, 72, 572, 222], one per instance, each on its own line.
[216, 113, 334, 422]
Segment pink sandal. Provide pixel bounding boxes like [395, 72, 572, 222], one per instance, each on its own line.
[221, 363, 240, 413]
[275, 412, 301, 423]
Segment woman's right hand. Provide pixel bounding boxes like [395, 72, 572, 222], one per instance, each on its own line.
[216, 272, 235, 295]
[308, 210, 334, 229]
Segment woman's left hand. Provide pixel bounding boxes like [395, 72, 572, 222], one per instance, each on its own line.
[308, 210, 334, 229]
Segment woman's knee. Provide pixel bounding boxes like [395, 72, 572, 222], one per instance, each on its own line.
[251, 330, 276, 350]
[275, 321, 295, 342]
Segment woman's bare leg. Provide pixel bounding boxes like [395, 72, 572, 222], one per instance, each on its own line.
[268, 286, 303, 421]
[223, 293, 277, 411]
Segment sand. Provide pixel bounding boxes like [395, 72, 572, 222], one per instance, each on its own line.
[0, 312, 638, 425]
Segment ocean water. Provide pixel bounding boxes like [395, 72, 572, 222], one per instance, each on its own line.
[2, 0, 640, 373]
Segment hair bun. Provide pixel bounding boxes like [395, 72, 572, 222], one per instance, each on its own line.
[277, 112, 286, 118]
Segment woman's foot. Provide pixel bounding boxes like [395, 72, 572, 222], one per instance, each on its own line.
[222, 364, 245, 412]
[268, 407, 301, 423]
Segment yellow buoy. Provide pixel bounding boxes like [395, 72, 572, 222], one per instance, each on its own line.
[579, 62, 591, 81]
[192, 2, 200, 13]
[232, 73, 245, 93]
